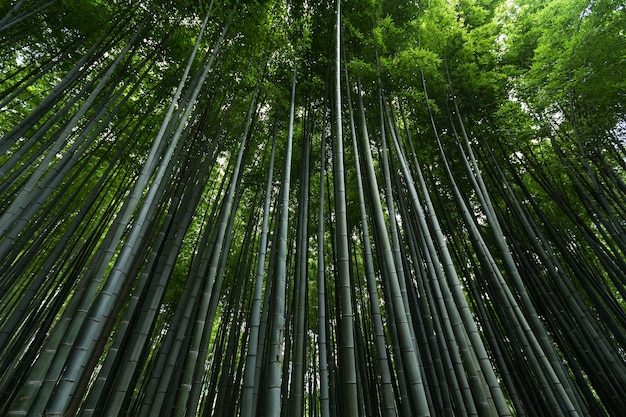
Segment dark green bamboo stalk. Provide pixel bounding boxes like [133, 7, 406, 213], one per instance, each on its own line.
[266, 64, 296, 417]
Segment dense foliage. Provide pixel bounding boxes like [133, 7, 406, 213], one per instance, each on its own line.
[1, 0, 625, 416]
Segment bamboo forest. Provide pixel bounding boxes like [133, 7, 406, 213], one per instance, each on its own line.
[1, 0, 625, 416]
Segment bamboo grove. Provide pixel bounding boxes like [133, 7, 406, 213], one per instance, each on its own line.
[0, 0, 625, 416]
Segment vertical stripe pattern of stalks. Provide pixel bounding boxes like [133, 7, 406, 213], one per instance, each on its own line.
[1, 1, 625, 416]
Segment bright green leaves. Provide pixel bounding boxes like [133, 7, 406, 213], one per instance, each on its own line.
[502, 0, 625, 141]
[566, 0, 626, 132]
[373, 15, 408, 55]
[457, 0, 499, 29]
[381, 0, 419, 26]
[523, 0, 588, 107]
[384, 47, 442, 98]
[393, 47, 441, 79]
[346, 58, 378, 87]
